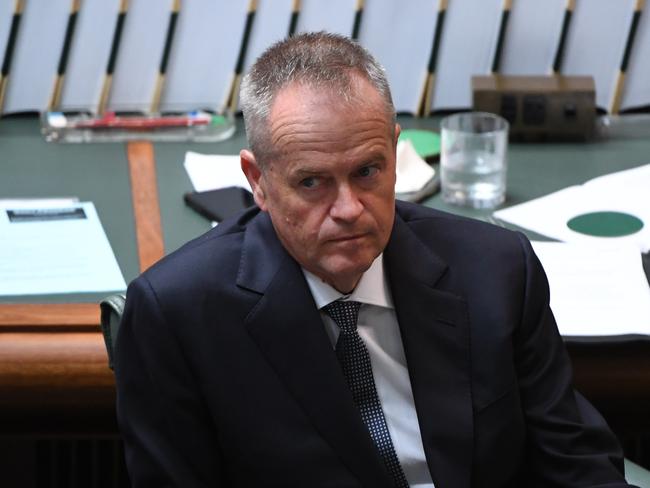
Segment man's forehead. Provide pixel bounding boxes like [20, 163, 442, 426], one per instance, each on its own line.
[270, 76, 384, 117]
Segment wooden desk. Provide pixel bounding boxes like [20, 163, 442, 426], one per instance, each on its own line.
[1, 116, 649, 437]
[0, 119, 162, 434]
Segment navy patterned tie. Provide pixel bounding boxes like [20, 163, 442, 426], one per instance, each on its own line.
[323, 300, 409, 488]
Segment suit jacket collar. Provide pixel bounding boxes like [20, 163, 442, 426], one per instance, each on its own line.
[385, 212, 474, 488]
[237, 208, 473, 488]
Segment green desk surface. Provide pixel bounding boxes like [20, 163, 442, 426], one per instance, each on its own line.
[1, 115, 649, 303]
[0, 117, 139, 303]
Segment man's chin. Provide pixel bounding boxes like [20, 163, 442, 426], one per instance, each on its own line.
[317, 255, 376, 290]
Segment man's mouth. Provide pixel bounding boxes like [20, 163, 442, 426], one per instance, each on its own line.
[329, 233, 367, 243]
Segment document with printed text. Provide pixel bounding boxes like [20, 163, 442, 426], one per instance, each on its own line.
[0, 201, 126, 296]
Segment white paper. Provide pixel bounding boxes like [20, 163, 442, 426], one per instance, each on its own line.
[0, 201, 126, 296]
[358, 0, 437, 113]
[184, 151, 251, 192]
[494, 164, 650, 252]
[532, 241, 650, 337]
[499, 0, 566, 75]
[395, 139, 435, 193]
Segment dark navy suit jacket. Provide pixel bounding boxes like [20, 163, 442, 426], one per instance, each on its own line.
[115, 201, 631, 487]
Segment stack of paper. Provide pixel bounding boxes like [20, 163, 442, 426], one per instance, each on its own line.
[494, 164, 650, 252]
[495, 165, 650, 338]
[532, 241, 650, 337]
[184, 151, 251, 192]
[0, 200, 126, 296]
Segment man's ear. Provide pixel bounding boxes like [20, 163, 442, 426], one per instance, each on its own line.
[394, 123, 401, 148]
[240, 149, 267, 211]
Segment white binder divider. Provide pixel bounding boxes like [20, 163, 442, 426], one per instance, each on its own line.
[2, 0, 70, 114]
[432, 0, 503, 111]
[499, 0, 566, 76]
[561, 0, 636, 111]
[294, 0, 356, 37]
[159, 0, 249, 113]
[359, 0, 438, 114]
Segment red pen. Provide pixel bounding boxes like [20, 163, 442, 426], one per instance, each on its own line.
[46, 111, 226, 130]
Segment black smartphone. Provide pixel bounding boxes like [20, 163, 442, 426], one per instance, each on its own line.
[184, 187, 255, 222]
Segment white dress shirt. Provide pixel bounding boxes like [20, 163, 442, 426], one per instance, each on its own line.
[303, 254, 435, 488]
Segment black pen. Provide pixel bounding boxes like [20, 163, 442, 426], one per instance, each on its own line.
[609, 0, 645, 114]
[151, 0, 181, 114]
[49, 0, 82, 111]
[418, 0, 447, 117]
[288, 0, 300, 37]
[98, 0, 129, 115]
[351, 0, 364, 40]
[0, 0, 25, 113]
[551, 0, 575, 74]
[491, 0, 513, 74]
[225, 0, 257, 113]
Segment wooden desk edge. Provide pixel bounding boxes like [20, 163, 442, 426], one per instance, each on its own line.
[0, 140, 163, 329]
[0, 303, 100, 329]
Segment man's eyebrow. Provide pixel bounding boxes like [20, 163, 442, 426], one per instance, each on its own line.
[358, 154, 387, 165]
[291, 168, 325, 177]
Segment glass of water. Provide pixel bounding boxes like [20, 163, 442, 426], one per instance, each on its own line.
[440, 112, 509, 209]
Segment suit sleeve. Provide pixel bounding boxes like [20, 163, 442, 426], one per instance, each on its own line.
[114, 276, 225, 487]
[513, 233, 636, 487]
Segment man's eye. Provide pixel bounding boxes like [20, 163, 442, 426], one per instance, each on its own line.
[357, 166, 378, 178]
[300, 177, 319, 188]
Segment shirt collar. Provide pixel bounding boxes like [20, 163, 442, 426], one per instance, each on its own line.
[302, 253, 394, 310]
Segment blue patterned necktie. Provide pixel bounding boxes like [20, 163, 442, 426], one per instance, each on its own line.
[323, 300, 409, 488]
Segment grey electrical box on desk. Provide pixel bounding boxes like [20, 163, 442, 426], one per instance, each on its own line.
[472, 75, 596, 142]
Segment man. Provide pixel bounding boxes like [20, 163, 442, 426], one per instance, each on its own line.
[115, 33, 633, 487]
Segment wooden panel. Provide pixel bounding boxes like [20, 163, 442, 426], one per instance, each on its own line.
[0, 303, 99, 329]
[0, 332, 114, 405]
[0, 331, 113, 388]
[127, 141, 165, 272]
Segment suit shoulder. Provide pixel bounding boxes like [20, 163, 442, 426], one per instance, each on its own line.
[395, 200, 527, 258]
[396, 200, 516, 236]
[138, 207, 261, 292]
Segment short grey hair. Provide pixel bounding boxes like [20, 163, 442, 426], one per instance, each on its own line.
[240, 31, 395, 165]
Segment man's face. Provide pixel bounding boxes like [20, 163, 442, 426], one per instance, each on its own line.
[241, 76, 399, 293]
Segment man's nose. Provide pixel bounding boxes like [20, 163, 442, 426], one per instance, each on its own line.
[330, 184, 364, 222]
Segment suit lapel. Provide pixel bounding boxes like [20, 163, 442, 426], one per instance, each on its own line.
[385, 214, 474, 488]
[237, 212, 394, 488]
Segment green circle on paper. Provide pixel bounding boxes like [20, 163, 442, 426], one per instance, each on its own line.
[399, 129, 441, 159]
[567, 211, 644, 237]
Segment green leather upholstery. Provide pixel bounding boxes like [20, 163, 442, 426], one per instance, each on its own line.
[626, 459, 650, 487]
[100, 293, 126, 371]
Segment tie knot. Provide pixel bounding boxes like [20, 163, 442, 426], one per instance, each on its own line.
[323, 300, 362, 330]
